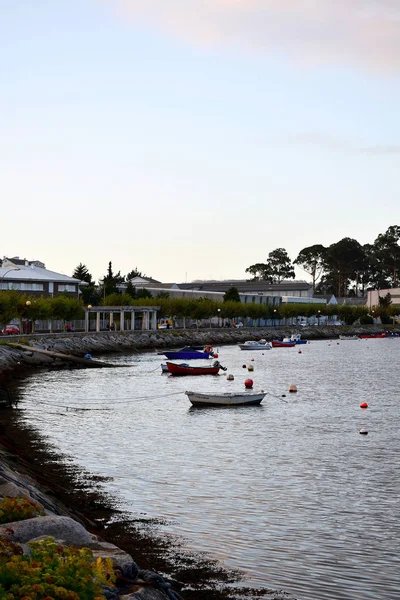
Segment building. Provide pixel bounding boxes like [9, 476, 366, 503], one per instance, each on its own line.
[0, 257, 87, 298]
[366, 287, 400, 308]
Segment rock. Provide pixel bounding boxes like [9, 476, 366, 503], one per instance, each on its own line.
[88, 536, 135, 569]
[0, 515, 94, 546]
[0, 481, 31, 499]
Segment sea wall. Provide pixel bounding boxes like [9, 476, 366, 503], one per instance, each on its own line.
[1, 325, 398, 379]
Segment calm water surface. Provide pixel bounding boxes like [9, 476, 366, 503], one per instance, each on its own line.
[17, 338, 400, 600]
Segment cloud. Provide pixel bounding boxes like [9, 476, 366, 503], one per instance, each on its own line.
[103, 0, 400, 73]
[286, 132, 400, 154]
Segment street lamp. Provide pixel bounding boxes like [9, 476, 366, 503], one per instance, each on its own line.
[88, 305, 92, 331]
[273, 309, 277, 326]
[217, 308, 221, 328]
[317, 310, 321, 326]
[0, 268, 21, 290]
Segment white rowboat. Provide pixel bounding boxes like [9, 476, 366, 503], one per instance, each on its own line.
[185, 390, 266, 407]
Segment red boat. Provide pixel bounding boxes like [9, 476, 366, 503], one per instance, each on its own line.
[166, 360, 226, 376]
[359, 333, 387, 339]
[271, 340, 296, 348]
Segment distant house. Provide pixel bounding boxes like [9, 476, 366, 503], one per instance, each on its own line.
[367, 287, 400, 308]
[118, 277, 324, 307]
[0, 257, 87, 298]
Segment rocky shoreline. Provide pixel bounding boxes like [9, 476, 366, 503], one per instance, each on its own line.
[0, 326, 397, 599]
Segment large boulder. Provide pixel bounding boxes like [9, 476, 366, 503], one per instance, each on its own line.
[0, 515, 93, 546]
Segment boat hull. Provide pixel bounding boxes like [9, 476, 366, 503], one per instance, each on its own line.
[167, 362, 220, 375]
[359, 333, 386, 339]
[238, 344, 271, 350]
[185, 391, 266, 406]
[271, 341, 296, 348]
[164, 351, 211, 359]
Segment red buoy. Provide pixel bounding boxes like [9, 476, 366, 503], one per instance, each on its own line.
[244, 378, 253, 389]
[298, 350, 302, 354]
[213, 353, 218, 358]
[360, 402, 368, 409]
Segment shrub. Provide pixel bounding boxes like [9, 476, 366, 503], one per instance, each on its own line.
[0, 536, 115, 599]
[0, 497, 45, 524]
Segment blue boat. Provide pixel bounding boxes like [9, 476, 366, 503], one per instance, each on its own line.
[278, 334, 307, 345]
[163, 346, 214, 360]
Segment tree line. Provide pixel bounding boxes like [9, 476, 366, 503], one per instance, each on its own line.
[1, 291, 399, 333]
[245, 225, 400, 297]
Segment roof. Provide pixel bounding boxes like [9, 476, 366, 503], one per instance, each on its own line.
[177, 279, 312, 293]
[0, 263, 87, 285]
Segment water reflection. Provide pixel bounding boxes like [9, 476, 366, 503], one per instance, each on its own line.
[16, 339, 400, 600]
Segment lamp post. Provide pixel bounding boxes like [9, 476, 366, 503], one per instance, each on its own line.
[25, 300, 32, 334]
[217, 308, 221, 328]
[273, 308, 277, 327]
[317, 310, 321, 326]
[88, 305, 92, 332]
[0, 267, 21, 290]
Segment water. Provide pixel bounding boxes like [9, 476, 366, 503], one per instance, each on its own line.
[15, 338, 400, 599]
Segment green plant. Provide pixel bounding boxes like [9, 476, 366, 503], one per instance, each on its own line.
[0, 536, 115, 599]
[0, 497, 45, 524]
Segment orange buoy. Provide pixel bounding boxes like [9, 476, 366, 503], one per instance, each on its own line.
[289, 384, 297, 393]
[247, 364, 254, 372]
[360, 402, 368, 409]
[226, 374, 234, 381]
[244, 378, 253, 389]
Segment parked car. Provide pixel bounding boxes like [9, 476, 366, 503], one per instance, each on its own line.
[1, 325, 20, 335]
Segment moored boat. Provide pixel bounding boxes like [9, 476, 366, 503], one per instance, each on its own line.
[238, 340, 272, 350]
[166, 361, 226, 375]
[359, 333, 386, 339]
[185, 390, 266, 406]
[281, 333, 307, 345]
[163, 346, 214, 360]
[339, 335, 359, 340]
[271, 340, 296, 348]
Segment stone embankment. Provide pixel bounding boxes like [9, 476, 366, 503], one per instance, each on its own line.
[1, 325, 397, 378]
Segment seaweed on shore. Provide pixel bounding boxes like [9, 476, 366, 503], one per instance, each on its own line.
[0, 404, 294, 600]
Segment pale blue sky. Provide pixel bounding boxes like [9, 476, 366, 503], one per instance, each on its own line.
[1, 0, 399, 283]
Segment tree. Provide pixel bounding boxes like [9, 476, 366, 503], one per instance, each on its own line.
[372, 225, 400, 287]
[101, 262, 124, 296]
[246, 248, 295, 283]
[72, 264, 93, 285]
[126, 267, 146, 280]
[294, 245, 326, 292]
[379, 292, 392, 308]
[323, 238, 366, 297]
[245, 263, 271, 281]
[223, 287, 241, 302]
[126, 281, 136, 298]
[136, 289, 152, 299]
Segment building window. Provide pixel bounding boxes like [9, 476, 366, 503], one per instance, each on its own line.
[22, 283, 44, 291]
[58, 284, 77, 293]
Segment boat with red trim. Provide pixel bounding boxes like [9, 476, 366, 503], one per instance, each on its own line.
[166, 360, 226, 376]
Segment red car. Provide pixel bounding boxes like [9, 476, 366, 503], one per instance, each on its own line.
[1, 325, 20, 335]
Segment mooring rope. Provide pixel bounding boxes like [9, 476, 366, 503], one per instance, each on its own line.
[18, 391, 184, 412]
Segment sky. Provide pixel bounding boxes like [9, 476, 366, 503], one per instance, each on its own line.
[1, 0, 399, 284]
